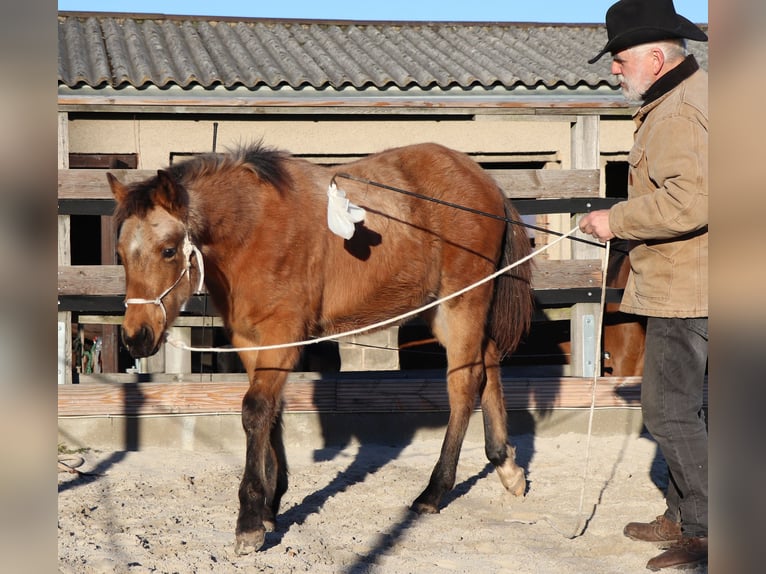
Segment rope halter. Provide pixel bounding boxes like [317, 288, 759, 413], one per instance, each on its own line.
[124, 233, 205, 327]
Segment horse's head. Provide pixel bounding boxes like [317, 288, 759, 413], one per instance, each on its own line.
[108, 170, 204, 358]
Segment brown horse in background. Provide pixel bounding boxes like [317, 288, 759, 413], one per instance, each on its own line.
[108, 142, 534, 554]
[602, 240, 647, 377]
[555, 239, 646, 376]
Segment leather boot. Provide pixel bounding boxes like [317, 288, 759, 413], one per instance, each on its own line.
[646, 536, 708, 571]
[624, 515, 682, 546]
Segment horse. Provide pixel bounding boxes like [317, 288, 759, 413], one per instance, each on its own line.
[108, 141, 534, 554]
[601, 239, 647, 377]
[553, 239, 646, 377]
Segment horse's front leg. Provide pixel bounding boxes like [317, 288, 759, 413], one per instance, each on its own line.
[234, 345, 297, 555]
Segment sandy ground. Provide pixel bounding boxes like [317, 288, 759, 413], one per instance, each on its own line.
[58, 432, 707, 573]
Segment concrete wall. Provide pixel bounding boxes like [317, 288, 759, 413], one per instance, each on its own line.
[58, 408, 645, 458]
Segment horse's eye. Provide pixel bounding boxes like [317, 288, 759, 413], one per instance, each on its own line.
[162, 247, 177, 259]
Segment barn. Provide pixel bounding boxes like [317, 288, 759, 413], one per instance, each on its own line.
[57, 12, 708, 449]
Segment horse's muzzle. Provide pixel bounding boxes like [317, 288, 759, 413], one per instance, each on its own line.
[121, 324, 161, 358]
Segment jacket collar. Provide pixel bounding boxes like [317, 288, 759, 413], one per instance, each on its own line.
[641, 55, 699, 106]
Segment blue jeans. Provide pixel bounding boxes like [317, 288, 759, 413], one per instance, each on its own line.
[641, 316, 708, 538]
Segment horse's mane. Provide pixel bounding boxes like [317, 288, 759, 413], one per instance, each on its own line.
[113, 142, 292, 226]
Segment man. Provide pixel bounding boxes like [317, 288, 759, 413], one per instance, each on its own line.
[579, 0, 708, 571]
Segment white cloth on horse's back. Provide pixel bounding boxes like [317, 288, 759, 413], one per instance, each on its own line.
[327, 183, 365, 239]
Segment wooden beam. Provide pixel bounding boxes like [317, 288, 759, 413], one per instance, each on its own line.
[57, 375, 680, 417]
[487, 169, 600, 199]
[57, 259, 602, 297]
[58, 168, 600, 201]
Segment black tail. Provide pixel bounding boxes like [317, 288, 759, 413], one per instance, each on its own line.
[489, 201, 534, 357]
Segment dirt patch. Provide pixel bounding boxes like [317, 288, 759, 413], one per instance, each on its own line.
[58, 432, 707, 573]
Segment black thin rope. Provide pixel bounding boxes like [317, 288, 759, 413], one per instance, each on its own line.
[332, 172, 627, 254]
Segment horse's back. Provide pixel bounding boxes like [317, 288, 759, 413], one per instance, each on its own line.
[312, 143, 509, 332]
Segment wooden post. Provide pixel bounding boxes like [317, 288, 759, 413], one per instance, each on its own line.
[58, 112, 73, 384]
[100, 216, 120, 372]
[570, 115, 602, 377]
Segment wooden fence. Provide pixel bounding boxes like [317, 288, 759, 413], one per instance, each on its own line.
[58, 165, 644, 418]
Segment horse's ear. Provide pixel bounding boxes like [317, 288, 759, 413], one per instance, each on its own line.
[107, 172, 128, 203]
[152, 169, 188, 216]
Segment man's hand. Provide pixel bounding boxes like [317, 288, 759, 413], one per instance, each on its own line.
[578, 209, 615, 243]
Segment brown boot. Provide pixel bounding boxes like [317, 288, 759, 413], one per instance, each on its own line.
[624, 515, 682, 546]
[646, 536, 707, 571]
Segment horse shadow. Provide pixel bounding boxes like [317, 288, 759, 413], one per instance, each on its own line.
[58, 376, 147, 494]
[260, 335, 553, 556]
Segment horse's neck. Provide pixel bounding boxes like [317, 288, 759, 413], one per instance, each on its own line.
[187, 186, 250, 248]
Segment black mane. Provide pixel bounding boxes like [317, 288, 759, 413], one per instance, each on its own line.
[112, 142, 293, 226]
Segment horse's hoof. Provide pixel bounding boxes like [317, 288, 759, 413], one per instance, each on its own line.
[411, 501, 440, 515]
[234, 529, 265, 555]
[263, 518, 276, 533]
[497, 459, 527, 497]
[507, 469, 527, 497]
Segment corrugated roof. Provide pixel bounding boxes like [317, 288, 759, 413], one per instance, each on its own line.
[58, 12, 708, 92]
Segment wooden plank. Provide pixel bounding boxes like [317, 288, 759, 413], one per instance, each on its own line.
[487, 169, 600, 199]
[58, 168, 600, 201]
[58, 169, 156, 200]
[58, 115, 73, 385]
[59, 376, 675, 417]
[58, 265, 126, 296]
[531, 259, 601, 290]
[77, 315, 225, 327]
[58, 93, 631, 113]
[58, 378, 627, 416]
[58, 259, 602, 297]
[569, 116, 603, 377]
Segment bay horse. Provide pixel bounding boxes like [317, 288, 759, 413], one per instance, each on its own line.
[108, 142, 534, 554]
[601, 240, 647, 376]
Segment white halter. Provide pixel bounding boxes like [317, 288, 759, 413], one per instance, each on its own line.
[124, 233, 205, 326]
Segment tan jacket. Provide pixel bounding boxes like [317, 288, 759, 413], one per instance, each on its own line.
[609, 62, 708, 318]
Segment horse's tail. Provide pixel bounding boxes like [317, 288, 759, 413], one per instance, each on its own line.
[489, 201, 534, 357]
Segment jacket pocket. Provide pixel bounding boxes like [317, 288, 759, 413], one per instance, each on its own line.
[629, 243, 674, 302]
[627, 145, 645, 168]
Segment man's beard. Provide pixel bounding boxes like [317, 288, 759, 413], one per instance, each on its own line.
[618, 75, 647, 104]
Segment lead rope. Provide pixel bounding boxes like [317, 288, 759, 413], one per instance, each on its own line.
[165, 226, 580, 353]
[569, 238, 610, 538]
[510, 238, 610, 540]
[164, 227, 610, 539]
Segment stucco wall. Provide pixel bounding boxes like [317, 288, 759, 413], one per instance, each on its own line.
[66, 114, 635, 175]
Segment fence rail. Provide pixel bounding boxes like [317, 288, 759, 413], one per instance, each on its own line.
[58, 166, 626, 412]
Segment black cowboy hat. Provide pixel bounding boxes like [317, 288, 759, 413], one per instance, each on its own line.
[589, 0, 708, 64]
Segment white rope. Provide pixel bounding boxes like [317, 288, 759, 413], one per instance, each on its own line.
[504, 237, 611, 541]
[166, 226, 582, 353]
[163, 224, 613, 540]
[561, 238, 611, 539]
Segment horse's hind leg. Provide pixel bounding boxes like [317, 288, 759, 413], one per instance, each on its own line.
[412, 354, 483, 514]
[480, 339, 526, 496]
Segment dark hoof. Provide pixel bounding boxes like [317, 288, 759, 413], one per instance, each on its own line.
[411, 501, 440, 515]
[234, 529, 265, 555]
